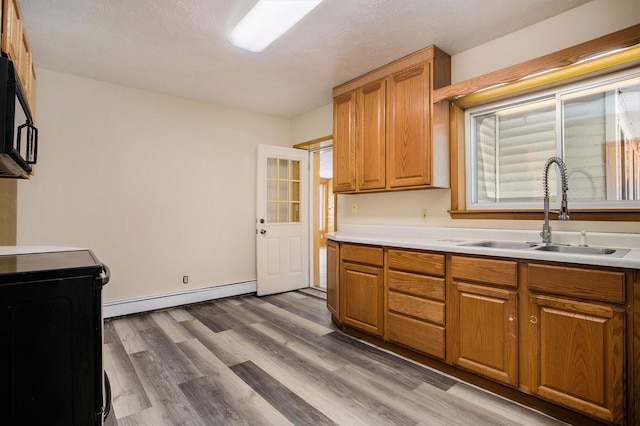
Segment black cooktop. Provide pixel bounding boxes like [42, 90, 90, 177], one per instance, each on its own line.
[0, 250, 104, 284]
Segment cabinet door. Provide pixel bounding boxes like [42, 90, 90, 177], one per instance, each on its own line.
[27, 61, 35, 118]
[326, 240, 339, 318]
[386, 62, 431, 188]
[528, 294, 625, 425]
[2, 0, 21, 68]
[357, 81, 386, 190]
[333, 93, 357, 192]
[1, 0, 36, 118]
[340, 261, 383, 336]
[450, 281, 518, 386]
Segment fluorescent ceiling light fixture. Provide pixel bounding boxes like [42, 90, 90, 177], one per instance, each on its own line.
[229, 0, 323, 52]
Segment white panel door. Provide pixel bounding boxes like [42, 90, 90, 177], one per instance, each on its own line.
[256, 145, 309, 296]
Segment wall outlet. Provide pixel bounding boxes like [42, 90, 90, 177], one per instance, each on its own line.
[421, 209, 429, 222]
[183, 275, 189, 284]
[351, 202, 358, 214]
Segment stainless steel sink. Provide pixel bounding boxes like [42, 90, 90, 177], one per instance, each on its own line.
[459, 241, 539, 250]
[459, 240, 630, 258]
[534, 245, 630, 257]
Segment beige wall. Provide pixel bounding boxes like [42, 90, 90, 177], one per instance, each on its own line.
[17, 69, 290, 302]
[451, 0, 640, 83]
[289, 103, 333, 145]
[332, 0, 640, 234]
[0, 180, 16, 245]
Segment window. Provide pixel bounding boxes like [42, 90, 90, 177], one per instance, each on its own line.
[466, 68, 640, 211]
[266, 157, 301, 223]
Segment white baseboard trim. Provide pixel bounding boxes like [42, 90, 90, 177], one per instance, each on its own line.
[103, 280, 257, 318]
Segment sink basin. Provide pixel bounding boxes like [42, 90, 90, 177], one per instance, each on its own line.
[459, 241, 630, 258]
[535, 245, 630, 257]
[460, 241, 539, 250]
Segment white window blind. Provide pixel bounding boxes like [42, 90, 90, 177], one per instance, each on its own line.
[473, 99, 556, 204]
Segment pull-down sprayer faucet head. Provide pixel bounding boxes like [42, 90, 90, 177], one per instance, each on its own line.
[541, 157, 569, 244]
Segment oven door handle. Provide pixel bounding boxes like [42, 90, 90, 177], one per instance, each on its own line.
[99, 264, 110, 287]
[103, 371, 112, 421]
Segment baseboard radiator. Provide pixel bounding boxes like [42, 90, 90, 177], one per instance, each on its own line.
[103, 280, 257, 318]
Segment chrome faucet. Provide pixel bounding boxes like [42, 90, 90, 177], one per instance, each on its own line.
[540, 156, 569, 244]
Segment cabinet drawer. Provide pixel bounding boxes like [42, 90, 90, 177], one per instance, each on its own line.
[388, 249, 445, 276]
[387, 312, 445, 359]
[388, 291, 445, 325]
[341, 244, 383, 266]
[451, 256, 517, 288]
[388, 270, 445, 301]
[528, 264, 625, 304]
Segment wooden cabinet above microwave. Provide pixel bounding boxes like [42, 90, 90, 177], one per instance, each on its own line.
[1, 0, 36, 118]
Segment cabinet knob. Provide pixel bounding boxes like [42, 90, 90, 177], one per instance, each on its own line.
[529, 316, 538, 324]
[508, 315, 515, 322]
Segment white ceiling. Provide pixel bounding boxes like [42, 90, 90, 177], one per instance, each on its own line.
[19, 0, 591, 119]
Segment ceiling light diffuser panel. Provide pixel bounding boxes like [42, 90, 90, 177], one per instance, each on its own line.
[229, 0, 323, 52]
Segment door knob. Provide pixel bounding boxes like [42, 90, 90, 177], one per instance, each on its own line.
[260, 229, 267, 235]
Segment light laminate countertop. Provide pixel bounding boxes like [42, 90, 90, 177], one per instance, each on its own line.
[327, 225, 640, 270]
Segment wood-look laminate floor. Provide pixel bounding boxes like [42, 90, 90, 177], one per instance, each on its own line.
[103, 290, 566, 426]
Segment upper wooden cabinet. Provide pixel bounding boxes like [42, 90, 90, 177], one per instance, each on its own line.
[386, 64, 431, 188]
[357, 80, 386, 191]
[333, 46, 451, 193]
[333, 92, 357, 192]
[1, 0, 36, 117]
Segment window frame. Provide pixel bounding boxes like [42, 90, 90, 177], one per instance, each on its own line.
[464, 68, 640, 213]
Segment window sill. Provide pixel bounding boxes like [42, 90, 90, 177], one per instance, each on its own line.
[449, 209, 640, 221]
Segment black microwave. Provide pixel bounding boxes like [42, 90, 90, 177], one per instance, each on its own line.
[0, 57, 37, 178]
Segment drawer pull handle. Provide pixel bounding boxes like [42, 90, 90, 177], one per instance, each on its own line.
[530, 316, 538, 324]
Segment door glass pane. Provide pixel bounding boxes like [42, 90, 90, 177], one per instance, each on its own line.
[267, 202, 277, 223]
[267, 180, 277, 200]
[278, 201, 289, 222]
[267, 158, 277, 179]
[265, 157, 302, 224]
[291, 202, 300, 222]
[279, 159, 289, 180]
[279, 181, 289, 201]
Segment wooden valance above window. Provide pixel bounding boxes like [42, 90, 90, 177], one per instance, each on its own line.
[434, 24, 640, 107]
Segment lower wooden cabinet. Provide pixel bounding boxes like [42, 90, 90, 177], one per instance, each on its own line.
[449, 256, 519, 387]
[339, 244, 384, 337]
[386, 249, 446, 359]
[449, 280, 518, 386]
[526, 263, 626, 425]
[326, 240, 339, 318]
[330, 242, 635, 425]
